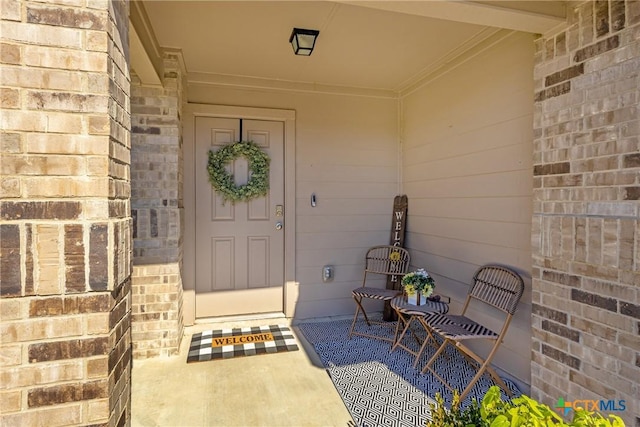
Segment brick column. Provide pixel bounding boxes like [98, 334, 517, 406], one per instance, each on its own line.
[531, 1, 639, 425]
[1, 1, 131, 425]
[130, 52, 185, 358]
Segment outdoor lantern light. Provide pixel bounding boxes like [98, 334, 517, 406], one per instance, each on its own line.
[289, 28, 319, 56]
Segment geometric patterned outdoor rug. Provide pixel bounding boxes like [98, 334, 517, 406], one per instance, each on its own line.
[187, 324, 298, 363]
[297, 316, 520, 427]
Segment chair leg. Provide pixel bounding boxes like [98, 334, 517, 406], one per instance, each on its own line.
[421, 338, 455, 393]
[485, 365, 513, 397]
[458, 352, 499, 401]
[422, 338, 447, 374]
[391, 313, 411, 353]
[456, 341, 512, 400]
[354, 295, 371, 325]
[348, 297, 361, 339]
[349, 295, 373, 339]
[392, 312, 407, 347]
[458, 364, 485, 401]
[412, 319, 438, 369]
[349, 293, 398, 344]
[392, 315, 437, 367]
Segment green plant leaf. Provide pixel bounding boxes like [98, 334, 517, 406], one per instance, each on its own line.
[490, 415, 510, 427]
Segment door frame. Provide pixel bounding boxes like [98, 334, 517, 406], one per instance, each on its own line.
[183, 103, 297, 324]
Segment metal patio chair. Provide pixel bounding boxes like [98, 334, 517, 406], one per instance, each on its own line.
[421, 264, 524, 400]
[348, 245, 410, 343]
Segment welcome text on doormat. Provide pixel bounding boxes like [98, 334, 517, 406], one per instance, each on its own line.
[187, 325, 298, 363]
[211, 332, 274, 347]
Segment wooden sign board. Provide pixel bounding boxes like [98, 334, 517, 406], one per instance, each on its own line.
[383, 195, 408, 321]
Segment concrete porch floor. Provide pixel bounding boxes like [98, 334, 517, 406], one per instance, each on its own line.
[131, 315, 354, 426]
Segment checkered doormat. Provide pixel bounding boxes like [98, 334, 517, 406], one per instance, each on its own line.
[187, 324, 299, 363]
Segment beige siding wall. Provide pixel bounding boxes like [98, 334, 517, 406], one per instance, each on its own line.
[400, 32, 535, 385]
[187, 86, 399, 319]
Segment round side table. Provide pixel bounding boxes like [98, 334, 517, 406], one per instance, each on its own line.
[390, 295, 449, 368]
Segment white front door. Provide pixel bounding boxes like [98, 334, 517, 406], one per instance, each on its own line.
[194, 117, 285, 318]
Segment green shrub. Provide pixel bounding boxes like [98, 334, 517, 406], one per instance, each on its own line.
[429, 389, 483, 427]
[428, 386, 625, 427]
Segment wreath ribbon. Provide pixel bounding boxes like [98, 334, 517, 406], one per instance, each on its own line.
[207, 141, 270, 203]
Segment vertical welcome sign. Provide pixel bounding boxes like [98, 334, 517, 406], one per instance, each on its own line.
[383, 195, 408, 321]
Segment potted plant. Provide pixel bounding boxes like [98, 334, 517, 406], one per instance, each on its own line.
[428, 386, 625, 426]
[402, 268, 435, 306]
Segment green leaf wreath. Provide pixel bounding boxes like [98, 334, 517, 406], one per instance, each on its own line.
[207, 141, 270, 203]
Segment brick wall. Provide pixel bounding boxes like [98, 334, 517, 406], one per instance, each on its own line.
[130, 264, 183, 358]
[0, 0, 132, 425]
[532, 1, 639, 425]
[130, 52, 185, 358]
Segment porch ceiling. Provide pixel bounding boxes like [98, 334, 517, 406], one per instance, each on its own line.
[141, 1, 566, 93]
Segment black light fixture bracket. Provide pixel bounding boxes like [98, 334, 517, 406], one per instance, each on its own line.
[289, 28, 320, 56]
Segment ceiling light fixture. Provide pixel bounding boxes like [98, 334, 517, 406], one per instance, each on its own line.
[289, 28, 320, 56]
